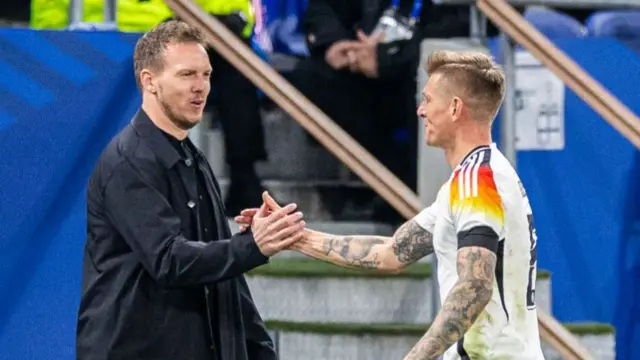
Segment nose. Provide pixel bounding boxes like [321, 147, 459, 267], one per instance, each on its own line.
[417, 103, 425, 118]
[191, 74, 209, 93]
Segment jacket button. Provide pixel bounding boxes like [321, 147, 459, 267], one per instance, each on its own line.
[185, 159, 193, 167]
[187, 200, 196, 208]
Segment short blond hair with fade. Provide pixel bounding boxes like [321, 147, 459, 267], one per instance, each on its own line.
[426, 50, 505, 122]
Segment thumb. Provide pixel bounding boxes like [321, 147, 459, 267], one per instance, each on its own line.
[262, 191, 282, 211]
[256, 202, 269, 217]
[356, 30, 369, 43]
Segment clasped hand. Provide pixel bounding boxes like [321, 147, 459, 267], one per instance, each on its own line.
[236, 191, 305, 256]
[324, 30, 384, 78]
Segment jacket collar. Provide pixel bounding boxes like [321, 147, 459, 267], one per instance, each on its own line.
[131, 109, 182, 169]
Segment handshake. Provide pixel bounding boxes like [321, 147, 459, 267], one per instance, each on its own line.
[234, 191, 307, 257]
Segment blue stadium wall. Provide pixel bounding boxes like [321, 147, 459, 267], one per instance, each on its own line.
[0, 29, 141, 359]
[1, 28, 640, 359]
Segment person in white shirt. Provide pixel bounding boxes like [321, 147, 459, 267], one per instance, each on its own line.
[236, 50, 544, 360]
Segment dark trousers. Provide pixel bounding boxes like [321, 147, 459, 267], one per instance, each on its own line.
[288, 57, 418, 191]
[205, 35, 267, 213]
[0, 0, 29, 22]
[207, 38, 267, 169]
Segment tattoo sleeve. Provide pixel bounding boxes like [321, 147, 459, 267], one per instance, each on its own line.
[403, 246, 497, 360]
[291, 228, 392, 270]
[293, 220, 434, 272]
[392, 220, 435, 264]
[321, 235, 388, 270]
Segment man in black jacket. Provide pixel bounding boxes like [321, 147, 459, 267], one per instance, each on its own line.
[76, 20, 305, 360]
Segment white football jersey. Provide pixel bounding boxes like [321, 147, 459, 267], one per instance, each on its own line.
[414, 144, 544, 360]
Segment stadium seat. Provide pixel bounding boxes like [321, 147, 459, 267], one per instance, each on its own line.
[262, 0, 309, 56]
[587, 10, 640, 53]
[524, 7, 587, 38]
[587, 10, 640, 40]
[489, 8, 585, 64]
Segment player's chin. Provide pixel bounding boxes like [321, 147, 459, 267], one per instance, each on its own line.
[183, 112, 203, 127]
[425, 133, 438, 147]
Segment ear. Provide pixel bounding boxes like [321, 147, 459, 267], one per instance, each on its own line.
[450, 96, 464, 122]
[140, 69, 156, 94]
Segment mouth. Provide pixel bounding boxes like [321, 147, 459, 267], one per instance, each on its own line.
[190, 99, 205, 109]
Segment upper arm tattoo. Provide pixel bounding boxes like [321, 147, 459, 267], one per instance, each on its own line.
[311, 220, 433, 272]
[392, 220, 434, 264]
[457, 246, 496, 282]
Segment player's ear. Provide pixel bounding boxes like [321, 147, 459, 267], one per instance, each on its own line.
[450, 96, 464, 122]
[140, 69, 157, 94]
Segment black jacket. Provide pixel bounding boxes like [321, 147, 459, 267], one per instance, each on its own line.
[76, 110, 276, 360]
[302, 0, 503, 80]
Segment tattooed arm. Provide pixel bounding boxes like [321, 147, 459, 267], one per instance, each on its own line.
[290, 219, 434, 272]
[402, 245, 497, 360]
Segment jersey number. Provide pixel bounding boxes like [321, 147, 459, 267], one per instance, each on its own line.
[526, 214, 538, 309]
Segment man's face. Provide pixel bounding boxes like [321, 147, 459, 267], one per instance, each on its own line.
[417, 73, 456, 148]
[153, 42, 211, 130]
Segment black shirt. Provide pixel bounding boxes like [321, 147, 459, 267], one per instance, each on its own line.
[161, 132, 218, 241]
[161, 131, 222, 359]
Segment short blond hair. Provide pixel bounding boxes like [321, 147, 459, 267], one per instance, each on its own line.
[426, 50, 505, 122]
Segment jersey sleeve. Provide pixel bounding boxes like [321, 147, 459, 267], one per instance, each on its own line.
[450, 154, 504, 253]
[413, 201, 438, 233]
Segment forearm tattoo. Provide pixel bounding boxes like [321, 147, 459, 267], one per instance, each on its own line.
[322, 235, 386, 269]
[404, 247, 496, 360]
[392, 220, 434, 264]
[318, 220, 434, 271]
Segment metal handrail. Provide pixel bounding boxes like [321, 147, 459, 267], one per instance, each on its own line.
[67, 0, 117, 27]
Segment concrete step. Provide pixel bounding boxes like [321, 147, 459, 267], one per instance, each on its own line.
[246, 258, 552, 324]
[193, 109, 403, 222]
[219, 178, 377, 221]
[265, 321, 615, 360]
[192, 108, 347, 180]
[227, 220, 394, 238]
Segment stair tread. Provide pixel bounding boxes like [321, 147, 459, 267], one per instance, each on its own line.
[217, 178, 380, 221]
[265, 320, 615, 336]
[249, 258, 551, 279]
[250, 258, 431, 279]
[228, 220, 395, 236]
[218, 178, 368, 187]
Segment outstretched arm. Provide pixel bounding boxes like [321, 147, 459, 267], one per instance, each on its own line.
[235, 192, 436, 272]
[403, 245, 496, 359]
[290, 219, 434, 272]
